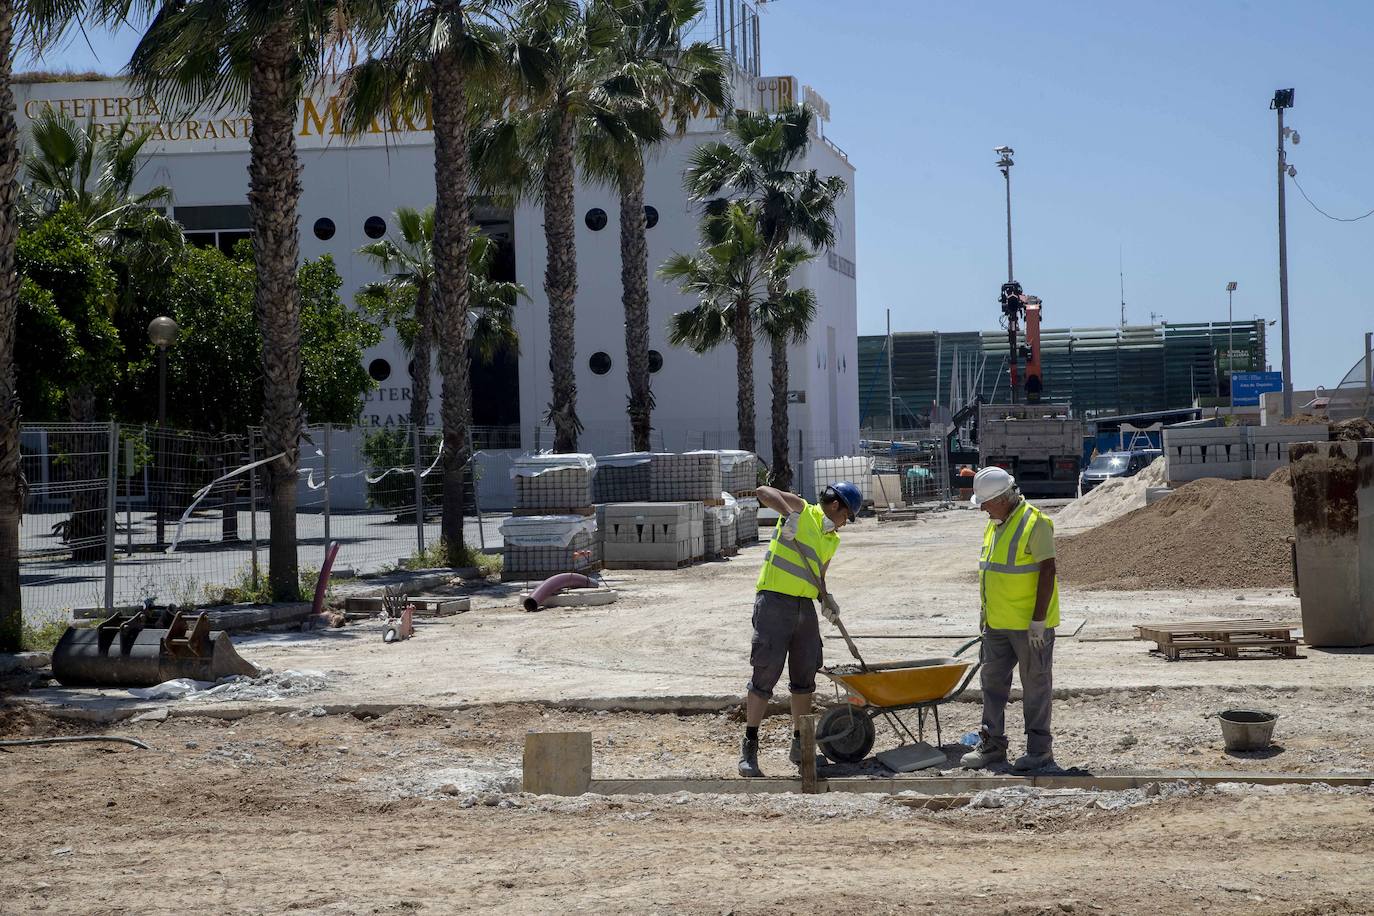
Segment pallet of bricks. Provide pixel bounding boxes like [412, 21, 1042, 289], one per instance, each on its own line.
[512, 453, 596, 515]
[502, 453, 600, 582]
[685, 450, 759, 549]
[703, 502, 740, 560]
[1133, 619, 1302, 661]
[602, 501, 704, 569]
[734, 493, 759, 545]
[813, 456, 875, 506]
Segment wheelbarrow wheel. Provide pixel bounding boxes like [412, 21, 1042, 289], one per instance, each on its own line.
[817, 706, 876, 763]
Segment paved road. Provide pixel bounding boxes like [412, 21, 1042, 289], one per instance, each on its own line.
[20, 509, 508, 625]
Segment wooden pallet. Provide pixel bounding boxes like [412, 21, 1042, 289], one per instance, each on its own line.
[730, 489, 756, 499]
[1133, 618, 1302, 661]
[344, 595, 470, 619]
[511, 506, 595, 517]
[701, 498, 726, 507]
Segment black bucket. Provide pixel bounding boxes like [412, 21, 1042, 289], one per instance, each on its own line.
[1218, 709, 1278, 752]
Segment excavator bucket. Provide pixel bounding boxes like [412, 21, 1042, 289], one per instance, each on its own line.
[51, 610, 260, 688]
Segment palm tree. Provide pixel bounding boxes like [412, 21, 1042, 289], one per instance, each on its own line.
[662, 200, 763, 451]
[663, 201, 813, 457]
[342, 0, 509, 566]
[358, 206, 438, 429]
[472, 0, 656, 453]
[358, 209, 524, 429]
[0, 0, 98, 649]
[579, 0, 726, 452]
[683, 105, 845, 488]
[20, 110, 184, 312]
[127, 0, 345, 601]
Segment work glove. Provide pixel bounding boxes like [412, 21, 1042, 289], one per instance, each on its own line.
[821, 593, 841, 624]
[1028, 619, 1047, 649]
[781, 511, 801, 542]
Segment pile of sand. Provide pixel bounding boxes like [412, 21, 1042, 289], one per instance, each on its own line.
[1057, 477, 1293, 591]
[1053, 458, 1166, 531]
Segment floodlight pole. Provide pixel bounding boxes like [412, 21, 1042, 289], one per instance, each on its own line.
[1273, 90, 1294, 418]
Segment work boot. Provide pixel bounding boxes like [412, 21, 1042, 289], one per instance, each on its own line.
[959, 738, 1007, 770]
[1011, 751, 1056, 774]
[738, 735, 764, 778]
[789, 734, 803, 765]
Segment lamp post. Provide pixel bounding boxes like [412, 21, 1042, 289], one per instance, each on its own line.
[148, 316, 179, 544]
[1226, 282, 1237, 408]
[1271, 88, 1296, 417]
[995, 146, 1015, 283]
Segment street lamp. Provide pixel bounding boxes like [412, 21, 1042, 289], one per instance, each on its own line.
[995, 145, 1015, 282]
[1226, 282, 1237, 408]
[148, 316, 179, 544]
[1271, 88, 1296, 417]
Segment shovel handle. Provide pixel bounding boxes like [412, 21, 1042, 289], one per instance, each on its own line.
[829, 612, 868, 671]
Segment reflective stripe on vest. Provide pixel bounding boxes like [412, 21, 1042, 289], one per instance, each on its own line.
[756, 510, 828, 598]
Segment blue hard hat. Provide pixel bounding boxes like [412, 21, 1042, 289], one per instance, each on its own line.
[826, 481, 863, 520]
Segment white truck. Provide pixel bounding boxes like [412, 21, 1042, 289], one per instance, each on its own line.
[978, 403, 1085, 499]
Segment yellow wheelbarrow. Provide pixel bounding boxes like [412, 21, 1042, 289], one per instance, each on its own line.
[815, 622, 982, 764]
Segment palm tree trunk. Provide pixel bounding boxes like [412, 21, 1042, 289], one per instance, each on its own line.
[0, 0, 23, 650]
[618, 156, 652, 452]
[544, 101, 580, 452]
[410, 283, 433, 429]
[431, 26, 474, 566]
[247, 22, 304, 602]
[768, 331, 792, 491]
[733, 299, 755, 453]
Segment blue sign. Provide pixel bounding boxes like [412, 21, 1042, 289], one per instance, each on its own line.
[1231, 371, 1283, 407]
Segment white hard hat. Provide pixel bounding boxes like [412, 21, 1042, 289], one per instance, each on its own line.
[971, 466, 1015, 507]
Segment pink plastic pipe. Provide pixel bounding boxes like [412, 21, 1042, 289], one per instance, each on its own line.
[524, 572, 596, 612]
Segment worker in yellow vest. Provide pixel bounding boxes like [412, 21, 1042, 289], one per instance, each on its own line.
[960, 466, 1061, 773]
[738, 481, 863, 778]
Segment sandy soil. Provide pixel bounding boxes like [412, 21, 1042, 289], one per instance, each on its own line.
[3, 706, 1374, 915]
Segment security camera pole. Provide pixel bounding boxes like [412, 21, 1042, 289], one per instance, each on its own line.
[1272, 89, 1294, 418]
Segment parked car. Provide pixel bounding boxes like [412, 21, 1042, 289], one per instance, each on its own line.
[1078, 448, 1161, 495]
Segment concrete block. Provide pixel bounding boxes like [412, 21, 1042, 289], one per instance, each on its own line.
[523, 732, 592, 796]
[1290, 440, 1374, 647]
[0, 652, 51, 675]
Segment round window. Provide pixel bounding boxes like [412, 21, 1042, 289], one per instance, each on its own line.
[644, 205, 659, 229]
[368, 358, 391, 382]
[313, 217, 335, 240]
[407, 360, 416, 378]
[584, 208, 608, 231]
[648, 349, 663, 373]
[589, 351, 612, 375]
[364, 215, 387, 239]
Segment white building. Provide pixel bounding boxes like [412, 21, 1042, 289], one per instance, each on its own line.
[13, 8, 858, 475]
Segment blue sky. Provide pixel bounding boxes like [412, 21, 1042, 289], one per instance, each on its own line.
[28, 0, 1374, 388]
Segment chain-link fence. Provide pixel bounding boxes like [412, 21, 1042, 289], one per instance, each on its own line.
[18, 422, 510, 626]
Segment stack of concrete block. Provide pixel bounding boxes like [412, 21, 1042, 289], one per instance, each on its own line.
[512, 453, 595, 512]
[703, 505, 722, 558]
[718, 504, 739, 557]
[735, 496, 760, 545]
[1164, 425, 1330, 483]
[813, 456, 874, 504]
[1251, 425, 1328, 479]
[708, 450, 758, 494]
[499, 515, 600, 581]
[592, 452, 652, 503]
[602, 502, 705, 569]
[650, 452, 722, 502]
[1163, 428, 1249, 483]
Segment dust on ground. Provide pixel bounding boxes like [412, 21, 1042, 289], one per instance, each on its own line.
[5, 706, 1374, 915]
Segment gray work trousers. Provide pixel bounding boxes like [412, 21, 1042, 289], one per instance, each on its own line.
[979, 627, 1055, 755]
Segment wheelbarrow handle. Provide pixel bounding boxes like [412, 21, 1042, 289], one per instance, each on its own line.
[954, 635, 982, 658]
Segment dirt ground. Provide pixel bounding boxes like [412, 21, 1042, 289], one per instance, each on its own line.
[6, 507, 1374, 914]
[3, 706, 1374, 915]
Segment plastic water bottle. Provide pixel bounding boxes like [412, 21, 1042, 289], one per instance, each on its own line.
[959, 732, 980, 747]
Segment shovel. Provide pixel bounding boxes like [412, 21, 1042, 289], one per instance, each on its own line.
[823, 594, 868, 672]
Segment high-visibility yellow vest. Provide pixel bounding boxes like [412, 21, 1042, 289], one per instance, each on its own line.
[756, 503, 839, 598]
[979, 499, 1060, 630]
